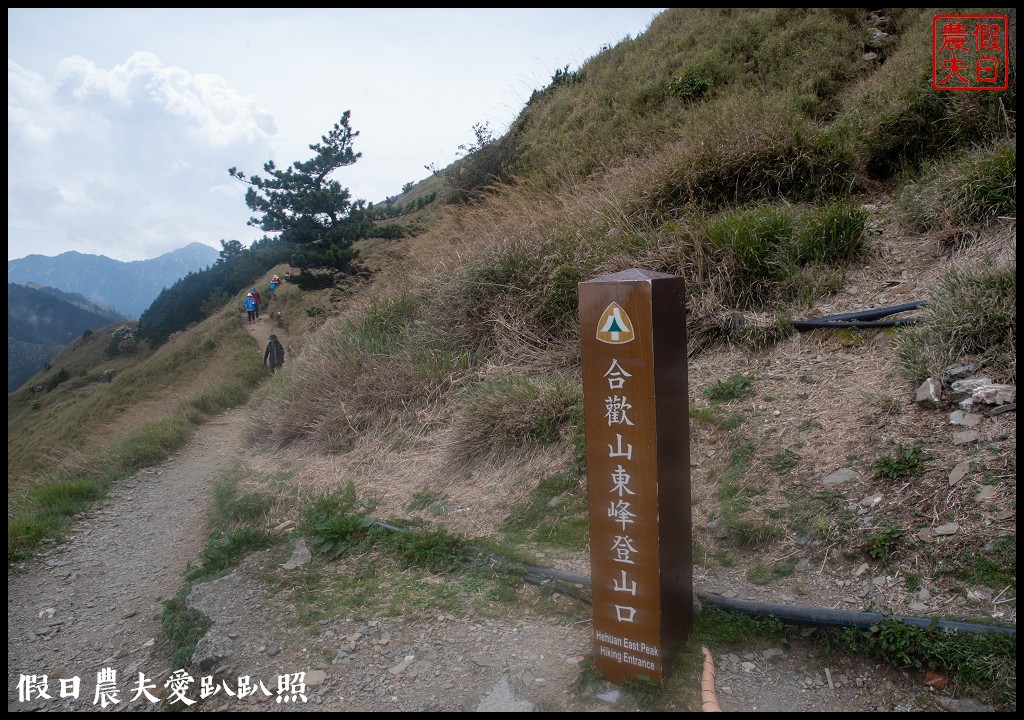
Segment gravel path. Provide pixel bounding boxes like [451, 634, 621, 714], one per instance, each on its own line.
[7, 411, 242, 712]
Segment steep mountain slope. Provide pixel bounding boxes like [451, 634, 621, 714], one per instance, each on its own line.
[7, 283, 130, 392]
[27, 283, 129, 321]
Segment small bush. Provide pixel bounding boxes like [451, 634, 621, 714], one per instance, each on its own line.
[704, 373, 755, 402]
[44, 368, 70, 392]
[873, 444, 932, 480]
[302, 483, 375, 560]
[864, 526, 905, 563]
[668, 70, 710, 101]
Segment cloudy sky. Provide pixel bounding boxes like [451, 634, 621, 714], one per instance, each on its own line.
[8, 8, 662, 262]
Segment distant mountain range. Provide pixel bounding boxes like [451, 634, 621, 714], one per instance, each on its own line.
[7, 242, 220, 319]
[7, 283, 129, 393]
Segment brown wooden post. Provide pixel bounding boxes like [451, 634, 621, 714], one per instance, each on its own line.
[578, 268, 692, 685]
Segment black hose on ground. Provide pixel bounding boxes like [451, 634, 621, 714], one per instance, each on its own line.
[791, 301, 927, 331]
[366, 519, 1014, 637]
[472, 554, 1015, 638]
[703, 595, 1016, 637]
[792, 318, 920, 329]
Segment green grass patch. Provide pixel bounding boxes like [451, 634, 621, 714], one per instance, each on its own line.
[938, 536, 1016, 591]
[160, 587, 211, 672]
[706, 203, 866, 308]
[784, 487, 848, 543]
[695, 603, 787, 645]
[769, 449, 800, 475]
[899, 141, 1016, 230]
[690, 405, 745, 432]
[8, 465, 127, 565]
[719, 412, 745, 431]
[301, 483, 475, 575]
[708, 441, 784, 549]
[704, 373, 755, 402]
[622, 674, 663, 711]
[282, 565, 382, 625]
[863, 526, 905, 563]
[302, 482, 377, 560]
[346, 293, 418, 355]
[746, 562, 795, 584]
[502, 473, 589, 551]
[407, 488, 449, 516]
[842, 619, 1016, 710]
[187, 528, 275, 582]
[185, 464, 280, 583]
[873, 444, 932, 481]
[730, 519, 785, 549]
[389, 527, 471, 574]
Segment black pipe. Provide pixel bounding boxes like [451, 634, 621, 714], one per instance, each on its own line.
[366, 519, 1014, 637]
[703, 595, 1016, 637]
[791, 318, 920, 329]
[473, 557, 1016, 638]
[800, 301, 927, 322]
[791, 301, 927, 331]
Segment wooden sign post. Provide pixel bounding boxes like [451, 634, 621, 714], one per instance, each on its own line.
[579, 269, 692, 685]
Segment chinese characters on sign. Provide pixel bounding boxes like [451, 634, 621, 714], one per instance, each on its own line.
[932, 14, 1009, 91]
[16, 669, 309, 706]
[580, 269, 692, 686]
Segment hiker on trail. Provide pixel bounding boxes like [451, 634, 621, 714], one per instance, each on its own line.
[244, 293, 257, 324]
[269, 274, 281, 294]
[264, 334, 285, 373]
[251, 288, 262, 319]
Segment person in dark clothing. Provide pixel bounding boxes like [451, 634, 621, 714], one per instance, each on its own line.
[264, 334, 285, 372]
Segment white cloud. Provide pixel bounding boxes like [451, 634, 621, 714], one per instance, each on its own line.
[8, 51, 274, 261]
[8, 8, 662, 262]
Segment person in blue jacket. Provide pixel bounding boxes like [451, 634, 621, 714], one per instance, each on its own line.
[244, 293, 257, 324]
[251, 288, 262, 319]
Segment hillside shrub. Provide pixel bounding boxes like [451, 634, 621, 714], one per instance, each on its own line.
[451, 373, 581, 462]
[897, 260, 1016, 382]
[898, 141, 1016, 231]
[44, 368, 70, 392]
[706, 203, 867, 307]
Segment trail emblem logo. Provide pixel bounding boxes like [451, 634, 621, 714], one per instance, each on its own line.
[597, 302, 635, 344]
